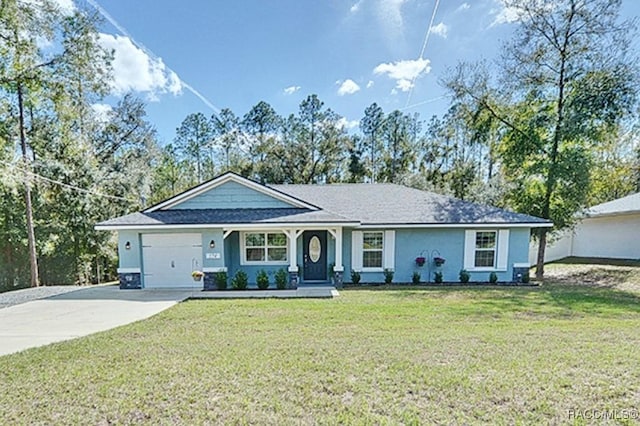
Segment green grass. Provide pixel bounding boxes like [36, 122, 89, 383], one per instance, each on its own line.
[2, 265, 640, 424]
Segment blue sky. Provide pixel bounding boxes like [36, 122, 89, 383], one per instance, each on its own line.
[79, 0, 640, 144]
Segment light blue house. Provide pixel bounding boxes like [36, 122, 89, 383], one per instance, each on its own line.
[96, 172, 551, 289]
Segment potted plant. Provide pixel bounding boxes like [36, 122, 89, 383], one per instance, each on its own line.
[191, 270, 204, 282]
[433, 256, 446, 267]
[415, 256, 426, 267]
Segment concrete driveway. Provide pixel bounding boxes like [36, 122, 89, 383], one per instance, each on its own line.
[0, 285, 193, 356]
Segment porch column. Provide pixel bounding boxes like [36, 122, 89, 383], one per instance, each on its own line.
[330, 227, 344, 288]
[334, 227, 343, 272]
[288, 229, 298, 273]
[286, 229, 302, 288]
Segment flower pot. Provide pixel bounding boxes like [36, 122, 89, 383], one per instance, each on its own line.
[192, 275, 203, 282]
[415, 257, 426, 267]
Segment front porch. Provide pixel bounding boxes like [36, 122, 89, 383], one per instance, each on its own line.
[202, 226, 346, 289]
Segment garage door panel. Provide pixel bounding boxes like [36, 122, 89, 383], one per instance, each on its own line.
[142, 234, 202, 288]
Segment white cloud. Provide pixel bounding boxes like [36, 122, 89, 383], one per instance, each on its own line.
[366, 80, 374, 89]
[457, 3, 470, 12]
[373, 58, 431, 92]
[98, 33, 184, 98]
[53, 0, 75, 14]
[25, 0, 75, 15]
[337, 79, 361, 96]
[337, 117, 359, 130]
[283, 85, 301, 95]
[91, 103, 112, 122]
[375, 0, 407, 40]
[491, 0, 524, 26]
[430, 22, 449, 38]
[350, 0, 363, 13]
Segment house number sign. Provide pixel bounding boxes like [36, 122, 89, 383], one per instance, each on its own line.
[309, 236, 321, 263]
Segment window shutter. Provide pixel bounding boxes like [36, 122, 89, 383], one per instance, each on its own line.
[497, 229, 510, 270]
[383, 230, 395, 270]
[351, 231, 363, 271]
[464, 230, 475, 269]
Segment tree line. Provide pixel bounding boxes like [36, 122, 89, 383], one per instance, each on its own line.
[1, 0, 639, 291]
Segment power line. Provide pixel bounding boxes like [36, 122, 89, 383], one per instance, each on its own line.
[405, 0, 441, 108]
[1, 160, 137, 203]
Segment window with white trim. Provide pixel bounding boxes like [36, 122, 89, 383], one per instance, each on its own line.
[474, 231, 496, 267]
[242, 232, 288, 264]
[362, 231, 383, 268]
[464, 229, 509, 271]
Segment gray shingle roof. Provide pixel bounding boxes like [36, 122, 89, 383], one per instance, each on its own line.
[271, 183, 549, 225]
[97, 208, 353, 227]
[587, 192, 640, 217]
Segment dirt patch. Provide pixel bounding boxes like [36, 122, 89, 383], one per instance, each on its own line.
[543, 263, 640, 293]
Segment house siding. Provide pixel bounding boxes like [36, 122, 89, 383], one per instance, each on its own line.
[344, 227, 531, 284]
[534, 213, 640, 263]
[116, 226, 531, 287]
[168, 181, 293, 210]
[117, 231, 141, 270]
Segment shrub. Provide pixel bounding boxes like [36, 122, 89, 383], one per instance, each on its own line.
[231, 270, 249, 290]
[521, 271, 530, 284]
[412, 271, 421, 285]
[459, 269, 470, 283]
[215, 271, 227, 290]
[275, 269, 288, 290]
[256, 269, 269, 290]
[434, 271, 443, 283]
[489, 272, 498, 284]
[383, 268, 394, 284]
[350, 270, 361, 285]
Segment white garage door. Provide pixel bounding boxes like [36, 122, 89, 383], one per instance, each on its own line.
[142, 233, 202, 288]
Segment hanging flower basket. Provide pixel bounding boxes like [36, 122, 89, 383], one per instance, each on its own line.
[434, 257, 446, 267]
[415, 256, 426, 267]
[192, 271, 204, 282]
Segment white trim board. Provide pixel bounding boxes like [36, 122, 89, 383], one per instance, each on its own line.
[357, 223, 552, 229]
[144, 172, 319, 212]
[95, 222, 359, 231]
[117, 268, 141, 273]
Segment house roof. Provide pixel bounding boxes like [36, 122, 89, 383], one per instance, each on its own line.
[271, 183, 550, 226]
[587, 192, 640, 217]
[96, 172, 551, 229]
[97, 208, 355, 228]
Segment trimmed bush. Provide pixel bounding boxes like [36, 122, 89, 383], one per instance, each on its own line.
[231, 270, 249, 290]
[489, 272, 498, 284]
[412, 271, 421, 285]
[256, 269, 269, 290]
[350, 270, 361, 285]
[434, 271, 443, 284]
[215, 271, 228, 290]
[459, 269, 470, 283]
[383, 268, 394, 284]
[275, 269, 288, 290]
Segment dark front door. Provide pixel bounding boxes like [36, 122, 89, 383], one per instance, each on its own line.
[303, 231, 327, 281]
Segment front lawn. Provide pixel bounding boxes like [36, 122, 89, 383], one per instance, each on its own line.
[1, 267, 640, 424]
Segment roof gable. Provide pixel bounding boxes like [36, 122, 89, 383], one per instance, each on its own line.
[144, 172, 319, 212]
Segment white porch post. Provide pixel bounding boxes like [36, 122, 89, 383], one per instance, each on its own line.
[334, 227, 344, 272]
[288, 229, 298, 273]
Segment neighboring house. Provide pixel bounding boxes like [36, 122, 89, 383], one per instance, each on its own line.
[96, 172, 551, 289]
[533, 192, 640, 263]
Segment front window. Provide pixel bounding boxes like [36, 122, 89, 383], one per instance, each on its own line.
[244, 232, 288, 263]
[363, 231, 383, 268]
[474, 231, 496, 267]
